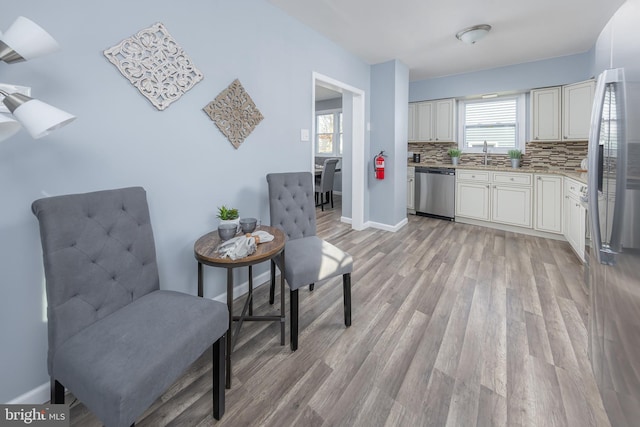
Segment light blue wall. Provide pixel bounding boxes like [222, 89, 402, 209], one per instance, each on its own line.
[369, 60, 409, 227]
[0, 0, 371, 403]
[410, 51, 595, 101]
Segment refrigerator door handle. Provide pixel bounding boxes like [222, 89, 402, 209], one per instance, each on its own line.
[609, 70, 628, 256]
[588, 69, 625, 265]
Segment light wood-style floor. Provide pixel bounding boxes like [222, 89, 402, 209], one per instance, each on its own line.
[68, 195, 611, 426]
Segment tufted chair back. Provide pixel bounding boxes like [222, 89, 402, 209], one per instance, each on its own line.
[32, 187, 159, 373]
[317, 158, 339, 193]
[266, 172, 317, 240]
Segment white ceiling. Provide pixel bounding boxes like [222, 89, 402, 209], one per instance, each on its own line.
[267, 0, 626, 81]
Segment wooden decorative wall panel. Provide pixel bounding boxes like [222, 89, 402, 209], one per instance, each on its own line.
[203, 79, 264, 149]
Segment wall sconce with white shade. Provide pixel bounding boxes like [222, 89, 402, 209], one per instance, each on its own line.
[0, 89, 76, 139]
[456, 24, 492, 45]
[0, 16, 60, 63]
[0, 16, 75, 142]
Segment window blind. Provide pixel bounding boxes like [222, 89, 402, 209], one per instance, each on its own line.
[464, 98, 517, 148]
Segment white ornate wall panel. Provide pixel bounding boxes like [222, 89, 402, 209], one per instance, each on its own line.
[104, 23, 203, 111]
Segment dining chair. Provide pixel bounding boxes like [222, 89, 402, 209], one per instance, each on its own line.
[32, 186, 228, 426]
[266, 172, 353, 351]
[315, 158, 339, 211]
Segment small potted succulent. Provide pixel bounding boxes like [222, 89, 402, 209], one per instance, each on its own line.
[447, 148, 462, 165]
[508, 149, 522, 168]
[216, 205, 239, 239]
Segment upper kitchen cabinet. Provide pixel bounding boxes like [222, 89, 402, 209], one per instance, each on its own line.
[408, 103, 417, 141]
[408, 98, 456, 142]
[531, 87, 561, 141]
[530, 79, 595, 142]
[562, 80, 595, 140]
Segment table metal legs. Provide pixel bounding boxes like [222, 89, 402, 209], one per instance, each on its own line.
[226, 268, 233, 389]
[198, 252, 286, 390]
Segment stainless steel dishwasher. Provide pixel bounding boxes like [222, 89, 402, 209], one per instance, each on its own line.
[415, 167, 455, 220]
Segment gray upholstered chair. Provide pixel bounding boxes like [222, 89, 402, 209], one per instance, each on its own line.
[315, 158, 339, 211]
[32, 187, 228, 426]
[266, 172, 353, 351]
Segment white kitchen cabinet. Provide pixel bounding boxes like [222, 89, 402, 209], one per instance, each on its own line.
[433, 99, 456, 142]
[564, 178, 586, 262]
[534, 174, 563, 234]
[491, 184, 532, 228]
[407, 166, 415, 211]
[457, 170, 532, 227]
[416, 101, 434, 141]
[456, 182, 490, 221]
[491, 172, 533, 228]
[409, 98, 456, 142]
[531, 87, 561, 141]
[408, 103, 417, 142]
[456, 171, 490, 221]
[530, 79, 595, 142]
[563, 80, 595, 140]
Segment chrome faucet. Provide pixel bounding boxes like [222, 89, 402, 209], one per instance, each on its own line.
[483, 140, 489, 165]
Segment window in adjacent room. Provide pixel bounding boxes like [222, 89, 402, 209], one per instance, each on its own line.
[316, 110, 343, 156]
[458, 94, 525, 153]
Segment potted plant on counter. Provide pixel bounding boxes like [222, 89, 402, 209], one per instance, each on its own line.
[447, 148, 461, 166]
[216, 205, 240, 238]
[508, 149, 522, 168]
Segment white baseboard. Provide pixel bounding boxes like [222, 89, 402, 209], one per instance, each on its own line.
[210, 270, 273, 304]
[365, 217, 408, 232]
[7, 270, 274, 405]
[8, 382, 50, 404]
[340, 216, 352, 224]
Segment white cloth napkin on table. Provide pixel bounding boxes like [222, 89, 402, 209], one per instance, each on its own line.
[217, 230, 274, 260]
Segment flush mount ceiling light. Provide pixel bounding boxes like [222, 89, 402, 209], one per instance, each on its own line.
[456, 24, 492, 45]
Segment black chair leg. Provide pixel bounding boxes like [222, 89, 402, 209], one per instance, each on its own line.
[269, 260, 276, 304]
[309, 283, 314, 291]
[50, 378, 64, 404]
[290, 289, 299, 351]
[343, 273, 351, 327]
[330, 191, 334, 208]
[320, 193, 324, 211]
[213, 335, 225, 420]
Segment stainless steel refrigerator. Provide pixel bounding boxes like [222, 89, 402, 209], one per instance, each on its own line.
[588, 1, 640, 425]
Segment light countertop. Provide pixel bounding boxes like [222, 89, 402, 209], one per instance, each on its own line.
[407, 162, 587, 184]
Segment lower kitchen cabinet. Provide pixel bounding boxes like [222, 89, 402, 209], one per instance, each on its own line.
[492, 184, 532, 228]
[457, 170, 532, 227]
[564, 177, 586, 262]
[407, 166, 415, 211]
[456, 182, 490, 221]
[455, 169, 586, 261]
[534, 174, 563, 234]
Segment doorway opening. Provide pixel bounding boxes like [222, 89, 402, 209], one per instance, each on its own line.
[312, 72, 365, 230]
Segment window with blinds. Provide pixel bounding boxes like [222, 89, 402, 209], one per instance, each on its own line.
[458, 94, 525, 153]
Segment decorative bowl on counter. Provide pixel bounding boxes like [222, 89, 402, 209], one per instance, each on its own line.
[240, 217, 257, 233]
[217, 223, 237, 241]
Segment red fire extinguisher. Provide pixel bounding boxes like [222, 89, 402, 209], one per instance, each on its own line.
[374, 151, 386, 180]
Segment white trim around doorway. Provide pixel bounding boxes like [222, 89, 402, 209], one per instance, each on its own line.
[312, 72, 366, 231]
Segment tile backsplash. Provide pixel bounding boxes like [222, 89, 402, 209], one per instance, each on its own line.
[408, 140, 588, 171]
